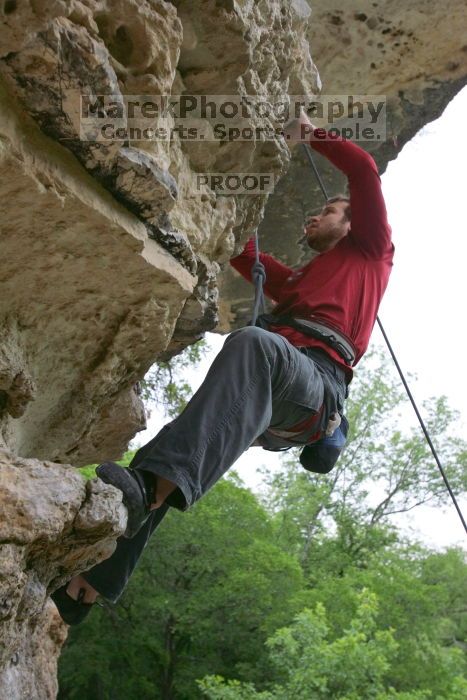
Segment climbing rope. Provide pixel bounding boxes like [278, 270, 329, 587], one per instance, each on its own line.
[250, 231, 267, 327]
[250, 141, 467, 537]
[376, 316, 467, 535]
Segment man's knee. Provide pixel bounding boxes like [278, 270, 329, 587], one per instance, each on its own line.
[228, 325, 272, 346]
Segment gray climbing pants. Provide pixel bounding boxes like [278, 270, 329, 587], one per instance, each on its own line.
[83, 326, 347, 601]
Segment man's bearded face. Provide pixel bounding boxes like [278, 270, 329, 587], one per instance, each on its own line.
[304, 201, 350, 253]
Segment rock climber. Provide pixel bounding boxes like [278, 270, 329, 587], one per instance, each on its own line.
[51, 109, 394, 624]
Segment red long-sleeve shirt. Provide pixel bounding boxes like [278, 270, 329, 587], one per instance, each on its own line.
[230, 133, 394, 380]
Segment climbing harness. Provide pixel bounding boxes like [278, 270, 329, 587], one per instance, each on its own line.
[256, 313, 356, 366]
[249, 141, 467, 536]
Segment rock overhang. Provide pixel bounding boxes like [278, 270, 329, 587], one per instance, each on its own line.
[0, 0, 318, 462]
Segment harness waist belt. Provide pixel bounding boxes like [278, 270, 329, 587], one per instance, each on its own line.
[256, 313, 356, 366]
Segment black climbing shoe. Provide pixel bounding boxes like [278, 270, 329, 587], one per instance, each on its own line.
[96, 462, 155, 538]
[51, 585, 95, 626]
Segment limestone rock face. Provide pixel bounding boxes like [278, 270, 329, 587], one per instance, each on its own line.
[0, 449, 126, 699]
[0, 1, 317, 697]
[0, 0, 317, 462]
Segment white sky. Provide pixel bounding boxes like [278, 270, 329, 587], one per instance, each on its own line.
[136, 86, 467, 551]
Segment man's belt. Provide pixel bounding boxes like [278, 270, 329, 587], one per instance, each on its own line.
[256, 313, 356, 366]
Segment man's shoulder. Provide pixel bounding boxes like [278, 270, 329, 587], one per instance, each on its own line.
[345, 231, 394, 263]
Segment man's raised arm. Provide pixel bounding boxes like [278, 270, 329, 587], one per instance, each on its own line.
[284, 111, 393, 260]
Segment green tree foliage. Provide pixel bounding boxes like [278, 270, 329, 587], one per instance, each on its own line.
[298, 545, 467, 697]
[197, 546, 467, 700]
[199, 590, 440, 700]
[337, 352, 467, 524]
[58, 479, 304, 700]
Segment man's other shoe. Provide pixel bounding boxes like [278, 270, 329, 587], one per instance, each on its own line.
[96, 462, 155, 538]
[51, 585, 94, 626]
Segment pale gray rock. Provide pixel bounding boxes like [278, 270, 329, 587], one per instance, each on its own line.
[0, 449, 126, 698]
